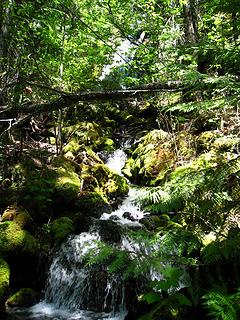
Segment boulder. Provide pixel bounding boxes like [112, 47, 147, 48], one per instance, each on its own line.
[0, 221, 39, 257]
[0, 257, 10, 312]
[6, 288, 40, 307]
[1, 204, 34, 232]
[50, 217, 75, 245]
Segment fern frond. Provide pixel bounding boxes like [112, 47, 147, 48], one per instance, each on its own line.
[202, 291, 238, 320]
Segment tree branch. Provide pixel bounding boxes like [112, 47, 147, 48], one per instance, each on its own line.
[0, 81, 191, 118]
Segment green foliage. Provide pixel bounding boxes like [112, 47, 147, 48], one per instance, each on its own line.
[202, 230, 240, 264]
[202, 290, 240, 320]
[0, 257, 10, 305]
[138, 154, 240, 232]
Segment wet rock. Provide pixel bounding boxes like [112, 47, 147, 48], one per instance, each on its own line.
[139, 214, 170, 231]
[6, 288, 40, 308]
[109, 215, 120, 221]
[123, 212, 135, 221]
[73, 192, 112, 218]
[97, 220, 124, 244]
[50, 217, 75, 245]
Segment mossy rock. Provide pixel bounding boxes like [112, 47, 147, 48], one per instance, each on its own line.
[212, 136, 240, 151]
[6, 288, 40, 307]
[50, 217, 75, 245]
[62, 122, 114, 152]
[175, 131, 196, 159]
[1, 204, 34, 231]
[89, 163, 129, 200]
[52, 156, 81, 202]
[0, 221, 39, 257]
[0, 257, 10, 311]
[63, 137, 81, 155]
[196, 130, 221, 152]
[111, 174, 129, 197]
[122, 158, 135, 179]
[74, 192, 111, 218]
[139, 215, 170, 231]
[129, 130, 175, 185]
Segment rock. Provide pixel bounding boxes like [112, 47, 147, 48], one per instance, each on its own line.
[53, 156, 81, 203]
[6, 288, 40, 307]
[73, 192, 112, 218]
[139, 215, 170, 231]
[0, 257, 10, 312]
[109, 215, 120, 221]
[97, 220, 124, 244]
[0, 221, 39, 257]
[128, 129, 175, 185]
[1, 204, 34, 232]
[50, 217, 75, 245]
[196, 130, 220, 152]
[123, 212, 135, 221]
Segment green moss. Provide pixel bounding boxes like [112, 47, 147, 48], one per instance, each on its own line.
[0, 221, 38, 256]
[63, 137, 80, 155]
[75, 191, 110, 217]
[50, 217, 75, 245]
[213, 136, 240, 151]
[129, 130, 175, 185]
[122, 158, 134, 179]
[53, 157, 81, 202]
[196, 130, 220, 151]
[0, 257, 10, 309]
[62, 122, 114, 152]
[101, 138, 115, 151]
[1, 205, 33, 230]
[90, 164, 129, 199]
[111, 174, 129, 196]
[6, 288, 40, 307]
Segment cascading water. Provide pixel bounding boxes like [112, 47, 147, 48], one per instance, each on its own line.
[6, 148, 149, 320]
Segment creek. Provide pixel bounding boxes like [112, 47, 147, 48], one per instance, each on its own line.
[4, 149, 149, 320]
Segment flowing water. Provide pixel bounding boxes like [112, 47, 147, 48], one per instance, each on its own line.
[5, 149, 148, 320]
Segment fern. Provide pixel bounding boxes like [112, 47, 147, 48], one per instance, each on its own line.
[202, 235, 240, 265]
[202, 290, 240, 320]
[137, 154, 240, 232]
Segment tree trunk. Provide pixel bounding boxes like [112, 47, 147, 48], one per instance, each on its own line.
[183, 0, 198, 44]
[0, 0, 13, 106]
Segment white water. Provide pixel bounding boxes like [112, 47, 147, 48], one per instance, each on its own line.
[7, 231, 127, 320]
[101, 188, 146, 224]
[103, 148, 148, 224]
[99, 40, 133, 81]
[106, 149, 127, 175]
[6, 149, 146, 320]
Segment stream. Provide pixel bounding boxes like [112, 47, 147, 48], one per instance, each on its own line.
[4, 149, 148, 320]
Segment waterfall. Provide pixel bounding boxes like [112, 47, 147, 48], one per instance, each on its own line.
[6, 148, 147, 320]
[105, 149, 127, 176]
[7, 229, 128, 320]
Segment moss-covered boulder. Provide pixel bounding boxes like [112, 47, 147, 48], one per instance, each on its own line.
[126, 130, 175, 185]
[0, 221, 38, 257]
[73, 192, 111, 218]
[140, 214, 170, 231]
[6, 288, 40, 307]
[52, 156, 81, 203]
[90, 164, 129, 200]
[0, 257, 10, 312]
[50, 217, 75, 245]
[1, 204, 34, 231]
[63, 122, 115, 155]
